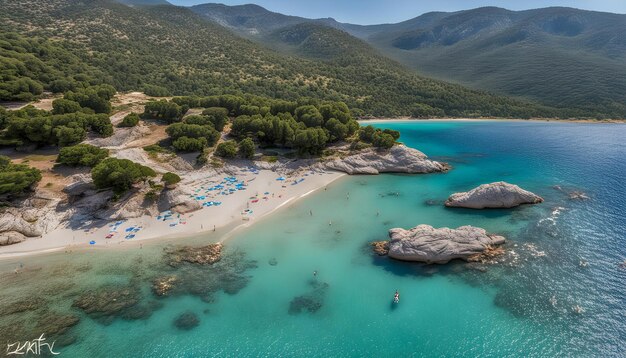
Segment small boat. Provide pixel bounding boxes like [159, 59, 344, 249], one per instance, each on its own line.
[393, 291, 399, 304]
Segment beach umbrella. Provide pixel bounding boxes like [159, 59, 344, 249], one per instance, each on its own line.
[89, 240, 96, 245]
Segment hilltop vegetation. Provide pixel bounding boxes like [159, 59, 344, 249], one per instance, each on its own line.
[1, 85, 114, 147]
[0, 155, 41, 195]
[0, 0, 560, 118]
[0, 32, 107, 101]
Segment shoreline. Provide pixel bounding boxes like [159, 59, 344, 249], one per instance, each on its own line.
[0, 169, 346, 261]
[358, 117, 626, 124]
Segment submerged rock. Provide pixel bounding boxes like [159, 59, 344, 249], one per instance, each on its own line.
[0, 296, 46, 316]
[152, 275, 178, 296]
[158, 249, 256, 302]
[467, 245, 506, 264]
[371, 241, 389, 256]
[164, 243, 223, 267]
[72, 284, 148, 323]
[387, 225, 505, 264]
[288, 281, 329, 315]
[173, 312, 200, 330]
[326, 145, 449, 175]
[568, 191, 589, 200]
[445, 182, 543, 209]
[34, 312, 80, 337]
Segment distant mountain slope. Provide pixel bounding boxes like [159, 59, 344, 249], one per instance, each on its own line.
[117, 0, 171, 6]
[364, 7, 626, 117]
[193, 4, 626, 118]
[190, 3, 311, 36]
[0, 0, 554, 118]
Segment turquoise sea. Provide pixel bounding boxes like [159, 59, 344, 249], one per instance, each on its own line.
[1, 121, 625, 357]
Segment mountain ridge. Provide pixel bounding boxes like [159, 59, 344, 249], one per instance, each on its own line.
[190, 3, 626, 118]
[0, 0, 557, 118]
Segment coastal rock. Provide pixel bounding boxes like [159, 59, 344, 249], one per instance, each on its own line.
[164, 243, 223, 267]
[159, 187, 202, 214]
[63, 174, 95, 197]
[0, 231, 28, 246]
[467, 245, 506, 263]
[95, 187, 156, 220]
[387, 225, 505, 264]
[568, 191, 589, 200]
[0, 195, 64, 246]
[445, 182, 543, 209]
[325, 145, 449, 175]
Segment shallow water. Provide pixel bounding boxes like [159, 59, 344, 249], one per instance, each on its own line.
[1, 121, 625, 357]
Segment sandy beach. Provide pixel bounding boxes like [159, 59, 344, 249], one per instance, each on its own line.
[0, 168, 345, 260]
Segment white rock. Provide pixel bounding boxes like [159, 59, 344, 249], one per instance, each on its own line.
[0, 195, 64, 246]
[445, 182, 543, 209]
[388, 224, 505, 264]
[159, 187, 202, 214]
[325, 145, 449, 175]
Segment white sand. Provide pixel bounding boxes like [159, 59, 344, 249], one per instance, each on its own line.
[0, 169, 345, 259]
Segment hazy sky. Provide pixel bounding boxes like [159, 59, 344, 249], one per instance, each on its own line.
[169, 0, 626, 24]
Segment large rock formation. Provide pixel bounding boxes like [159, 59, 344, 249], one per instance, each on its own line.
[158, 187, 202, 214]
[0, 195, 64, 246]
[326, 145, 449, 175]
[387, 225, 505, 264]
[62, 174, 96, 197]
[445, 182, 543, 209]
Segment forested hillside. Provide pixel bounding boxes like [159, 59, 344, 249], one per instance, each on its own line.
[0, 0, 561, 118]
[193, 3, 626, 119]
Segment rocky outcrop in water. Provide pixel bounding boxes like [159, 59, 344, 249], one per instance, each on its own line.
[0, 296, 46, 316]
[34, 312, 80, 338]
[288, 281, 329, 315]
[371, 241, 389, 256]
[152, 275, 178, 296]
[164, 243, 223, 267]
[385, 225, 505, 264]
[72, 284, 161, 324]
[445, 182, 543, 209]
[325, 145, 449, 175]
[173, 312, 200, 330]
